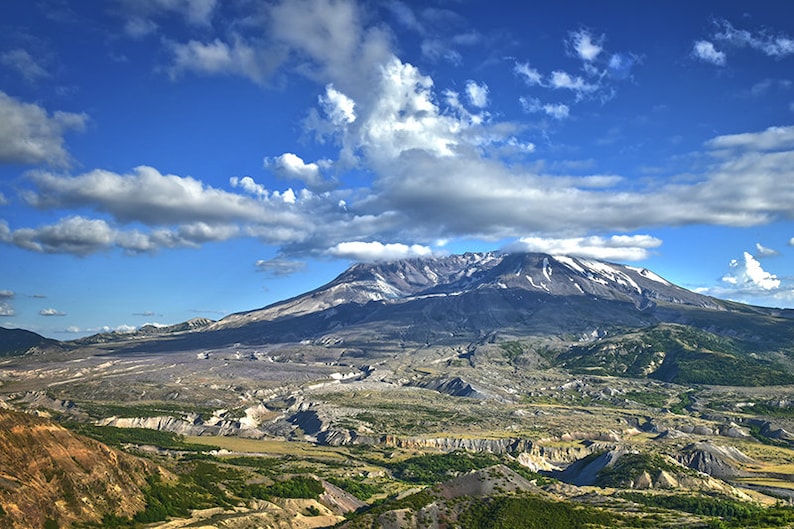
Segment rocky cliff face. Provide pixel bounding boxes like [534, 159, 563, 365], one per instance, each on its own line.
[0, 410, 158, 528]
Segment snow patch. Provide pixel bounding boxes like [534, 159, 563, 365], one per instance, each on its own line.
[553, 255, 586, 274]
[627, 265, 671, 286]
[542, 257, 553, 282]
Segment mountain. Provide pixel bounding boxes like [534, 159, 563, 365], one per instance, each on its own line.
[72, 317, 214, 345]
[0, 327, 62, 357]
[61, 252, 794, 385]
[194, 252, 793, 351]
[213, 251, 720, 330]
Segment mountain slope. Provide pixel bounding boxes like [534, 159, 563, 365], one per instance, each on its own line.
[85, 252, 794, 386]
[0, 327, 62, 357]
[213, 252, 725, 331]
[0, 409, 157, 528]
[195, 252, 792, 348]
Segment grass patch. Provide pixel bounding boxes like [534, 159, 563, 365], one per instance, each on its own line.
[619, 491, 794, 527]
[66, 423, 218, 452]
[386, 451, 501, 484]
[458, 493, 623, 529]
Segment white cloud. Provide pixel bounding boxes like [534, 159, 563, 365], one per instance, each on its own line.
[723, 252, 781, 291]
[267, 0, 392, 97]
[230, 176, 268, 197]
[328, 241, 433, 261]
[519, 97, 569, 120]
[513, 62, 543, 86]
[0, 91, 87, 166]
[167, 36, 279, 85]
[266, 153, 332, 190]
[713, 19, 794, 58]
[358, 57, 460, 160]
[255, 257, 306, 277]
[25, 165, 281, 225]
[549, 71, 598, 95]
[0, 192, 7, 205]
[40, 307, 66, 316]
[0, 290, 14, 317]
[6, 214, 248, 255]
[465, 80, 489, 108]
[278, 188, 296, 204]
[706, 125, 794, 152]
[12, 216, 116, 255]
[569, 29, 603, 62]
[320, 84, 357, 125]
[692, 40, 726, 65]
[507, 234, 662, 261]
[755, 242, 779, 257]
[1, 49, 49, 82]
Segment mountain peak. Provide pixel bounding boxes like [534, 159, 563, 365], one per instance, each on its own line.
[213, 251, 722, 333]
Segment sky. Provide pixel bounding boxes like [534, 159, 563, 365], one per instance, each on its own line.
[1, 0, 794, 338]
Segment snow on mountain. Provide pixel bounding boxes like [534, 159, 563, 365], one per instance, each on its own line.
[212, 252, 722, 331]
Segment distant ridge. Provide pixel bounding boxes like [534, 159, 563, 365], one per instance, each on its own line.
[0, 327, 61, 357]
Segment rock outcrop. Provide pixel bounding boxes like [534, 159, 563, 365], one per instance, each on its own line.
[0, 409, 158, 528]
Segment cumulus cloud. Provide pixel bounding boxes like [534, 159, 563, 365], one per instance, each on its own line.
[12, 216, 115, 255]
[267, 0, 392, 97]
[1, 49, 49, 82]
[357, 57, 461, 159]
[568, 29, 603, 62]
[507, 235, 662, 261]
[328, 241, 433, 261]
[166, 36, 280, 85]
[25, 165, 296, 226]
[706, 125, 794, 152]
[692, 40, 726, 65]
[465, 81, 489, 108]
[320, 84, 357, 125]
[722, 252, 781, 290]
[8, 0, 794, 269]
[39, 307, 66, 316]
[699, 251, 794, 307]
[5, 214, 247, 256]
[266, 153, 334, 190]
[229, 175, 268, 197]
[0, 91, 87, 166]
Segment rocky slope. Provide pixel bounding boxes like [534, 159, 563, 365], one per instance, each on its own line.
[0, 409, 158, 528]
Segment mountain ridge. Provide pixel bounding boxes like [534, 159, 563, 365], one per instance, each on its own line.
[210, 251, 732, 331]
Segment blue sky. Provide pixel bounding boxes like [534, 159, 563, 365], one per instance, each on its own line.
[1, 0, 794, 338]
